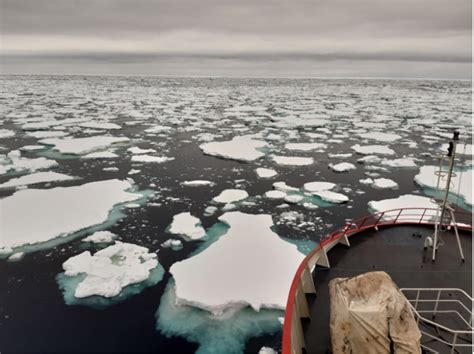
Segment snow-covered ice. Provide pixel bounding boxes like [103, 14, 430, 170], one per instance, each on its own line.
[351, 144, 395, 156]
[213, 189, 249, 203]
[181, 180, 215, 187]
[0, 171, 74, 189]
[170, 212, 304, 314]
[359, 132, 401, 142]
[372, 178, 398, 189]
[255, 168, 278, 178]
[271, 155, 314, 166]
[314, 190, 349, 204]
[303, 181, 336, 193]
[329, 162, 356, 173]
[131, 155, 174, 163]
[0, 179, 141, 249]
[41, 136, 129, 155]
[168, 212, 206, 241]
[200, 136, 266, 162]
[82, 231, 117, 244]
[285, 143, 325, 151]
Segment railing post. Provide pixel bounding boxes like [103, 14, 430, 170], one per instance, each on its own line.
[450, 333, 457, 354]
[358, 217, 367, 230]
[373, 212, 385, 230]
[393, 209, 403, 224]
[414, 290, 420, 310]
[419, 209, 427, 224]
[433, 290, 441, 318]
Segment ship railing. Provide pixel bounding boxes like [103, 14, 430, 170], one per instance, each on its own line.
[401, 288, 473, 354]
[282, 207, 473, 354]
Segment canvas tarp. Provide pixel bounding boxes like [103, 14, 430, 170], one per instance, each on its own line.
[329, 271, 421, 354]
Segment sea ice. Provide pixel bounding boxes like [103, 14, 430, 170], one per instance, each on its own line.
[372, 178, 398, 189]
[273, 181, 299, 192]
[127, 147, 157, 154]
[200, 136, 266, 162]
[303, 181, 336, 193]
[61, 241, 160, 298]
[2, 150, 58, 174]
[168, 212, 206, 240]
[213, 189, 249, 203]
[329, 162, 356, 173]
[380, 158, 418, 168]
[83, 151, 118, 159]
[41, 136, 129, 155]
[79, 122, 121, 130]
[0, 129, 15, 138]
[285, 143, 325, 151]
[131, 155, 175, 163]
[0, 171, 74, 189]
[351, 144, 395, 156]
[271, 155, 314, 166]
[359, 132, 401, 142]
[255, 168, 278, 178]
[169, 212, 305, 314]
[82, 231, 117, 243]
[181, 180, 215, 187]
[368, 194, 438, 217]
[0, 179, 141, 249]
[314, 190, 349, 204]
[264, 190, 287, 199]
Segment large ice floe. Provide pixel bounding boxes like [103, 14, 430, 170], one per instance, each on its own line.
[351, 144, 395, 156]
[169, 212, 305, 314]
[1, 150, 58, 174]
[168, 212, 206, 240]
[57, 241, 164, 307]
[0, 171, 75, 189]
[213, 189, 249, 203]
[414, 166, 472, 206]
[0, 179, 143, 250]
[368, 194, 439, 220]
[271, 155, 314, 166]
[359, 132, 402, 142]
[40, 136, 129, 155]
[200, 136, 267, 162]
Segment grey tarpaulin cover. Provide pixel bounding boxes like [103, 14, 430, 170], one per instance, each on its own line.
[329, 271, 421, 354]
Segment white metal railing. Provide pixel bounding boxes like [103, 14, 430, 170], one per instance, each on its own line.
[401, 288, 473, 354]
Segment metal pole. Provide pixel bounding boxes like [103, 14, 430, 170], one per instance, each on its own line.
[438, 134, 458, 230]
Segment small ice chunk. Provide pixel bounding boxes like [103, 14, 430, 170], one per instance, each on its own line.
[303, 182, 336, 193]
[273, 181, 299, 192]
[213, 189, 248, 203]
[329, 162, 356, 173]
[259, 347, 278, 354]
[168, 212, 206, 240]
[0, 129, 15, 138]
[359, 132, 401, 142]
[79, 122, 122, 130]
[200, 136, 267, 162]
[127, 147, 157, 154]
[285, 143, 325, 151]
[357, 155, 381, 164]
[284, 194, 304, 204]
[265, 190, 287, 199]
[372, 178, 398, 189]
[83, 151, 118, 159]
[131, 155, 174, 163]
[351, 144, 395, 156]
[359, 178, 374, 185]
[19, 145, 45, 152]
[181, 180, 215, 187]
[83, 231, 117, 243]
[8, 252, 25, 261]
[380, 158, 417, 168]
[255, 168, 278, 178]
[314, 190, 349, 204]
[204, 206, 218, 216]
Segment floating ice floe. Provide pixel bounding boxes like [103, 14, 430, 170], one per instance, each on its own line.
[351, 144, 395, 156]
[284, 195, 305, 204]
[273, 181, 299, 193]
[0, 179, 142, 249]
[169, 212, 305, 314]
[380, 158, 417, 168]
[168, 212, 206, 241]
[2, 150, 58, 174]
[200, 136, 267, 162]
[265, 190, 287, 199]
[213, 189, 249, 203]
[204, 206, 218, 216]
[127, 147, 157, 154]
[144, 125, 173, 134]
[8, 252, 25, 261]
[19, 145, 46, 152]
[255, 168, 278, 178]
[131, 155, 174, 163]
[60, 241, 162, 299]
[303, 181, 336, 193]
[314, 190, 349, 204]
[359, 132, 401, 142]
[359, 178, 374, 185]
[181, 180, 215, 187]
[83, 151, 118, 159]
[285, 143, 325, 151]
[440, 143, 472, 156]
[40, 136, 129, 155]
[414, 166, 472, 206]
[259, 347, 278, 354]
[0, 171, 75, 189]
[0, 129, 15, 138]
[82, 231, 117, 243]
[79, 122, 121, 130]
[372, 178, 398, 189]
[26, 130, 69, 139]
[368, 194, 438, 218]
[329, 162, 356, 173]
[271, 155, 314, 166]
[357, 155, 381, 164]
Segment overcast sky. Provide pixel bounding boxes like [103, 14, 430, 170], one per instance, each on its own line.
[0, 0, 471, 78]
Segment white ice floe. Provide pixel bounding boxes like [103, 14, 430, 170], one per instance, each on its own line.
[82, 230, 117, 243]
[2, 150, 58, 174]
[127, 147, 157, 155]
[314, 190, 349, 204]
[83, 151, 118, 159]
[255, 168, 278, 178]
[351, 144, 395, 156]
[284, 195, 304, 204]
[359, 178, 374, 185]
[204, 206, 218, 216]
[265, 190, 287, 199]
[259, 347, 278, 354]
[41, 136, 129, 155]
[414, 166, 472, 206]
[200, 136, 267, 162]
[357, 155, 381, 164]
[273, 181, 299, 193]
[380, 158, 417, 168]
[271, 155, 314, 166]
[26, 130, 69, 139]
[213, 189, 249, 203]
[19, 145, 45, 152]
[372, 178, 398, 189]
[0, 179, 140, 249]
[368, 194, 438, 218]
[303, 181, 336, 193]
[62, 241, 159, 298]
[181, 180, 215, 187]
[329, 162, 356, 173]
[168, 212, 206, 241]
[0, 129, 15, 138]
[359, 132, 401, 142]
[131, 155, 174, 163]
[8, 252, 25, 261]
[170, 212, 304, 314]
[285, 143, 325, 151]
[79, 122, 121, 130]
[0, 171, 74, 189]
[144, 125, 173, 134]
